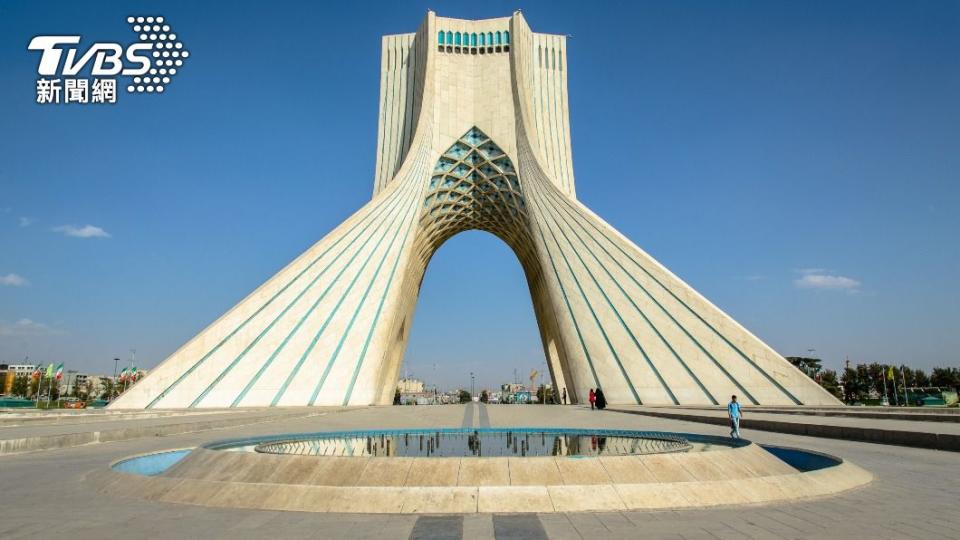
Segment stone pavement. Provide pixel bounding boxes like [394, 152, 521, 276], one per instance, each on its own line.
[1, 404, 959, 539]
[0, 407, 330, 454]
[608, 405, 960, 451]
[672, 405, 960, 423]
[0, 408, 321, 438]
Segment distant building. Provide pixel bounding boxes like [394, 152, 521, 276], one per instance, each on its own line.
[85, 376, 110, 398]
[60, 373, 96, 396]
[397, 378, 425, 393]
[396, 377, 433, 404]
[2, 364, 37, 395]
[51, 371, 148, 399]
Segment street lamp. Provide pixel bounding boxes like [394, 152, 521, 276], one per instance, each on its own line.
[470, 372, 475, 398]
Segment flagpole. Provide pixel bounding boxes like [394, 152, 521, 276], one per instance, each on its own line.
[891, 367, 898, 406]
[881, 368, 889, 406]
[123, 349, 135, 394]
[901, 366, 909, 407]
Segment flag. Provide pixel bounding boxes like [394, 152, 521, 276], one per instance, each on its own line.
[45, 363, 54, 379]
[887, 366, 895, 381]
[54, 363, 64, 381]
[32, 368, 41, 380]
[118, 367, 128, 382]
[130, 366, 138, 382]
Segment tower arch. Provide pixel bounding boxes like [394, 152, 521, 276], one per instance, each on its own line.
[111, 11, 841, 409]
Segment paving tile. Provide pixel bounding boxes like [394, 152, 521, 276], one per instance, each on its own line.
[478, 486, 553, 513]
[409, 515, 463, 540]
[492, 514, 548, 540]
[406, 457, 461, 486]
[462, 514, 494, 540]
[507, 457, 562, 485]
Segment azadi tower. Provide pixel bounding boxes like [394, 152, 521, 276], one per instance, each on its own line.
[112, 12, 841, 409]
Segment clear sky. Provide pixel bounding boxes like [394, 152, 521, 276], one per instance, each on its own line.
[1, 1, 957, 391]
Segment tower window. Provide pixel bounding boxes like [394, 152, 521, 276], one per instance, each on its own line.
[438, 31, 445, 45]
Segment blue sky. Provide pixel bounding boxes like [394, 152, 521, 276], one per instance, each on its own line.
[1, 1, 957, 390]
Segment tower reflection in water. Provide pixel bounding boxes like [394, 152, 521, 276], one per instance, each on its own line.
[255, 430, 690, 458]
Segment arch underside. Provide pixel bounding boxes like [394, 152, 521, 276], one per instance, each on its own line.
[373, 128, 577, 405]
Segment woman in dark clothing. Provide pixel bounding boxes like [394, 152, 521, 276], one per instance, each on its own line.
[595, 387, 607, 410]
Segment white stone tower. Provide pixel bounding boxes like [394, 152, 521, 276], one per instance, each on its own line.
[111, 12, 841, 409]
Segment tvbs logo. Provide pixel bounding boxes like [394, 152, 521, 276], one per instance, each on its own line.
[28, 16, 189, 105]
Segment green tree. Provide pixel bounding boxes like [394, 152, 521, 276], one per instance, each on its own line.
[480, 390, 489, 403]
[818, 369, 842, 399]
[840, 367, 859, 403]
[99, 378, 115, 400]
[930, 367, 960, 391]
[786, 357, 823, 379]
[901, 367, 915, 388]
[458, 390, 471, 403]
[842, 364, 881, 403]
[536, 384, 555, 404]
[11, 374, 29, 397]
[866, 363, 886, 398]
[29, 376, 44, 398]
[47, 379, 60, 401]
[76, 380, 90, 400]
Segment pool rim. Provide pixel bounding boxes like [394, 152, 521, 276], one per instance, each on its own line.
[109, 446, 195, 474]
[200, 426, 752, 453]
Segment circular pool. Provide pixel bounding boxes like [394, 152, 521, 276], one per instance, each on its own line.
[202, 428, 747, 457]
[253, 429, 692, 457]
[104, 427, 871, 513]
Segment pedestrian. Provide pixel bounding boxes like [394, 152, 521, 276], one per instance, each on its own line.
[589, 388, 596, 410]
[562, 387, 567, 405]
[595, 387, 607, 410]
[728, 395, 742, 439]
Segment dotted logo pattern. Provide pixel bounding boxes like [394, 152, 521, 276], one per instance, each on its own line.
[125, 16, 189, 94]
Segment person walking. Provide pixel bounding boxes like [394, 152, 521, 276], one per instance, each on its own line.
[589, 388, 596, 410]
[727, 395, 742, 439]
[562, 387, 567, 405]
[595, 387, 607, 410]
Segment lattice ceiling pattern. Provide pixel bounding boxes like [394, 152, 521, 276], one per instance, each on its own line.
[421, 127, 529, 251]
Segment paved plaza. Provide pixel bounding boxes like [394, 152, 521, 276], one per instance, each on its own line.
[1, 404, 958, 539]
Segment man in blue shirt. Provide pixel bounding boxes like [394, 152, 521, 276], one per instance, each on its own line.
[727, 395, 742, 439]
